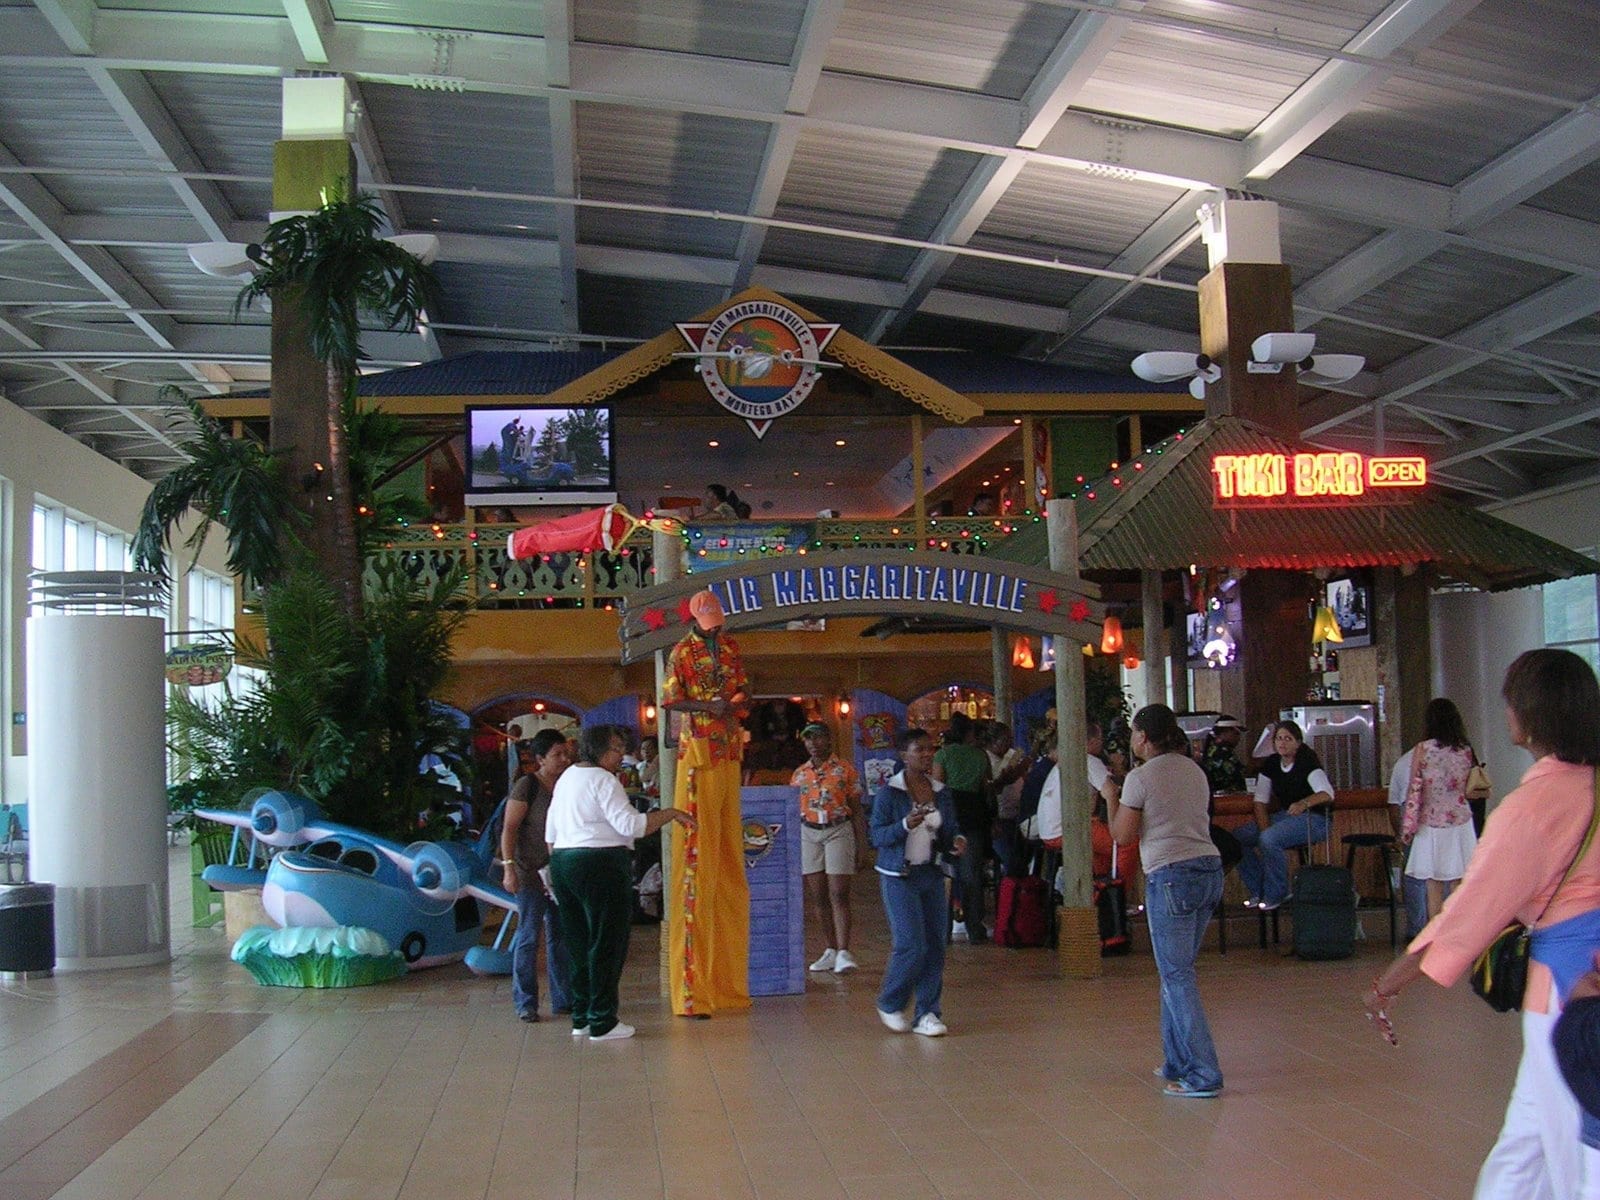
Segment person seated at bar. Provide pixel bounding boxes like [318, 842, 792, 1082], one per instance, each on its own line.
[1234, 719, 1334, 910]
[704, 483, 751, 520]
[1199, 715, 1249, 794]
[1034, 720, 1138, 882]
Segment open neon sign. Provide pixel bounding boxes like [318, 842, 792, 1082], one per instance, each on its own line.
[1211, 452, 1426, 506]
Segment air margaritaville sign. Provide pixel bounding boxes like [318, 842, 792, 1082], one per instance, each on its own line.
[619, 550, 1102, 663]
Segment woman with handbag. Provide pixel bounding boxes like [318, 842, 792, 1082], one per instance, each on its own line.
[1363, 649, 1600, 1199]
[1400, 697, 1481, 922]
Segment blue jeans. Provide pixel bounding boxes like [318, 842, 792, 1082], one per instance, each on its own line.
[1235, 810, 1329, 905]
[512, 881, 573, 1016]
[1147, 857, 1224, 1092]
[878, 866, 947, 1021]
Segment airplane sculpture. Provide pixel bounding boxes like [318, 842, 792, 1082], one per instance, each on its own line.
[195, 790, 517, 973]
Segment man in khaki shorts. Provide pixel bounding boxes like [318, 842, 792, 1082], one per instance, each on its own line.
[792, 722, 867, 974]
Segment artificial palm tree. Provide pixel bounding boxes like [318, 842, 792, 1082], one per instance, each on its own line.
[132, 390, 293, 588]
[235, 188, 440, 620]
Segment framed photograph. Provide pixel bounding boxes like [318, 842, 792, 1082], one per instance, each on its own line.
[1325, 574, 1373, 647]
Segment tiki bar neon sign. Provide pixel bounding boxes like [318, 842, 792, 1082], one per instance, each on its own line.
[1211, 452, 1427, 507]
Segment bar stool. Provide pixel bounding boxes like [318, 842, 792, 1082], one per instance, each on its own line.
[1342, 832, 1400, 947]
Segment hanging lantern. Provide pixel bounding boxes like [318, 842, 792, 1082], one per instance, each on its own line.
[1123, 654, 1141, 671]
[1039, 635, 1056, 670]
[1311, 605, 1345, 645]
[1082, 642, 1096, 657]
[1100, 615, 1124, 656]
[1011, 635, 1035, 669]
[838, 696, 852, 716]
[643, 702, 658, 724]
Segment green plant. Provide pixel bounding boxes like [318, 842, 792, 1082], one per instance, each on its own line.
[235, 188, 441, 620]
[166, 562, 472, 840]
[132, 390, 295, 587]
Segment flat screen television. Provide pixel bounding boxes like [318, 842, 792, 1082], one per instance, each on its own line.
[1325, 572, 1373, 647]
[465, 404, 617, 506]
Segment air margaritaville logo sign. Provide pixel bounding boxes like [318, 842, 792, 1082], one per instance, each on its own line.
[618, 550, 1103, 663]
[675, 299, 840, 438]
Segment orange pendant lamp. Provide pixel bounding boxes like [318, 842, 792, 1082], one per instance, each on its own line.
[1100, 615, 1124, 656]
[1011, 635, 1035, 670]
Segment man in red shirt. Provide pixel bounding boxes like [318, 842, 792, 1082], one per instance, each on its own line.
[792, 722, 867, 974]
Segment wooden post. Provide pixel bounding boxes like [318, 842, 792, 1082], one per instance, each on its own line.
[991, 627, 1011, 730]
[1020, 417, 1037, 511]
[1142, 569, 1164, 710]
[1047, 499, 1097, 978]
[653, 525, 683, 997]
[1169, 615, 1190, 713]
[912, 413, 927, 540]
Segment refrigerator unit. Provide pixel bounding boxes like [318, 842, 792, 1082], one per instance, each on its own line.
[1280, 702, 1378, 791]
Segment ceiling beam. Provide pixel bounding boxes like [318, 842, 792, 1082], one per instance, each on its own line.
[281, 0, 333, 65]
[1430, 393, 1600, 469]
[543, 0, 579, 335]
[30, 0, 93, 55]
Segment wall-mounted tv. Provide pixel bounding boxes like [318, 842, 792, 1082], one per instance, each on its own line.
[466, 404, 617, 506]
[1325, 572, 1373, 648]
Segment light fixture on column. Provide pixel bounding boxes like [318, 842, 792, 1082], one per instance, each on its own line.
[1250, 333, 1365, 383]
[1131, 351, 1221, 400]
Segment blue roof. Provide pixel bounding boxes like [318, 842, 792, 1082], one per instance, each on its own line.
[324, 348, 1175, 399]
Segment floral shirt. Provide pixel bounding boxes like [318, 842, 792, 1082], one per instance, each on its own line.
[1406, 740, 1474, 830]
[662, 629, 748, 765]
[791, 756, 863, 824]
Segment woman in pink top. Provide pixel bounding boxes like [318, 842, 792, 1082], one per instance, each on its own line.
[1365, 649, 1600, 1200]
[1399, 697, 1480, 922]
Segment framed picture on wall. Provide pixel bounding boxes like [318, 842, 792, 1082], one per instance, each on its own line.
[1326, 574, 1373, 647]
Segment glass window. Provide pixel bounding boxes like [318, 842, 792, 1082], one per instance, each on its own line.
[1543, 561, 1600, 669]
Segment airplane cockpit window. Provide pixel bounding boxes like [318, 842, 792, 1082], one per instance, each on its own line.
[307, 840, 341, 860]
[339, 849, 379, 875]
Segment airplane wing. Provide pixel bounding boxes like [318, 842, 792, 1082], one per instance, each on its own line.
[191, 806, 254, 830]
[465, 880, 515, 912]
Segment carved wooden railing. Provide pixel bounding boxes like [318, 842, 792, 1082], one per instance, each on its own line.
[362, 517, 1024, 609]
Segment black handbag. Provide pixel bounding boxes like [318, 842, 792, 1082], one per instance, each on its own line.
[1470, 771, 1600, 1013]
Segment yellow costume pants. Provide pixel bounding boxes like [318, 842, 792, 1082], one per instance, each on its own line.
[668, 744, 750, 1016]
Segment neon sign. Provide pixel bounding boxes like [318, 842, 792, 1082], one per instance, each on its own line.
[1211, 452, 1426, 507]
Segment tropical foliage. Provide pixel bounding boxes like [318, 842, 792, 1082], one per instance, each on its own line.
[167, 563, 472, 841]
[131, 390, 294, 588]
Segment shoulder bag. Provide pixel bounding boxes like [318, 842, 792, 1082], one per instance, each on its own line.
[1470, 768, 1600, 1012]
[1465, 750, 1493, 804]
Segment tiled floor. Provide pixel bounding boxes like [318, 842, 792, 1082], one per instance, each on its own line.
[0, 849, 1519, 1200]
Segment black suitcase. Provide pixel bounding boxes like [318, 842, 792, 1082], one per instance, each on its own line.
[1094, 837, 1131, 956]
[1292, 815, 1356, 960]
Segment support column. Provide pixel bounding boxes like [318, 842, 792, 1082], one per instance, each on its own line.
[270, 80, 356, 589]
[1169, 612, 1189, 713]
[1141, 570, 1164, 710]
[911, 414, 926, 540]
[991, 627, 1011, 731]
[1376, 566, 1432, 777]
[653, 526, 683, 996]
[1047, 499, 1096, 979]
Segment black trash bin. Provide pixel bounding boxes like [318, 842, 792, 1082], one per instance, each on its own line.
[0, 882, 55, 978]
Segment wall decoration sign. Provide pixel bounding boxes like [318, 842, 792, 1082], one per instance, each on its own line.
[675, 299, 840, 438]
[164, 642, 233, 687]
[619, 549, 1102, 664]
[739, 786, 804, 996]
[686, 522, 815, 572]
[1211, 452, 1426, 507]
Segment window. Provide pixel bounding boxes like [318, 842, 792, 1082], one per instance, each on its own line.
[29, 501, 146, 618]
[1542, 561, 1600, 677]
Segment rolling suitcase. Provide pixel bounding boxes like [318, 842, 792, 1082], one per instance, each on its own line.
[1292, 813, 1356, 960]
[995, 874, 1049, 947]
[1094, 839, 1131, 956]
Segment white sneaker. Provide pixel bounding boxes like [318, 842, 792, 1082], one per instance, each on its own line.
[832, 949, 859, 974]
[951, 921, 969, 941]
[809, 948, 838, 972]
[912, 1013, 948, 1037]
[572, 1027, 587, 1037]
[589, 1022, 635, 1041]
[878, 1007, 911, 1033]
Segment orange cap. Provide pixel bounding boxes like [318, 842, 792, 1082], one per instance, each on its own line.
[688, 589, 726, 630]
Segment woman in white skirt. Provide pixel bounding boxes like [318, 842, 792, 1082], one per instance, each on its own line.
[1400, 697, 1479, 920]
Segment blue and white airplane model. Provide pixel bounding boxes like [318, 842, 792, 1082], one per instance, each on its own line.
[195, 790, 516, 973]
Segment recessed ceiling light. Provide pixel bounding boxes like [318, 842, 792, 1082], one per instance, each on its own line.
[742, 482, 753, 488]
[792, 470, 800, 477]
[825, 481, 835, 487]
[708, 439, 720, 447]
[1013, 418, 1022, 425]
[834, 439, 846, 447]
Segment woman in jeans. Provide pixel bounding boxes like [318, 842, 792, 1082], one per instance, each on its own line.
[1106, 703, 1225, 1098]
[1235, 720, 1335, 910]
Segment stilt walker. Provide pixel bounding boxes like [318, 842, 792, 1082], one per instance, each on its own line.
[662, 589, 752, 1016]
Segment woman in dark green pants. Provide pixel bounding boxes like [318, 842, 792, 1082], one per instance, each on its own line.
[546, 724, 696, 1040]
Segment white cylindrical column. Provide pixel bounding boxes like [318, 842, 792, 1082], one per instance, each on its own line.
[26, 612, 169, 969]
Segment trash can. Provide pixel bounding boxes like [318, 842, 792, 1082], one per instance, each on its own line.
[0, 882, 55, 979]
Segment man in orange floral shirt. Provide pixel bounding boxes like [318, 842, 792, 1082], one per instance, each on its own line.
[792, 722, 867, 974]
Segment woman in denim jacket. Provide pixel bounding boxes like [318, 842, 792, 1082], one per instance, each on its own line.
[871, 726, 967, 1037]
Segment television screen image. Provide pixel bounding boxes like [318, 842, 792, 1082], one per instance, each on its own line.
[466, 405, 616, 505]
[1185, 611, 1208, 662]
[1325, 576, 1372, 647]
